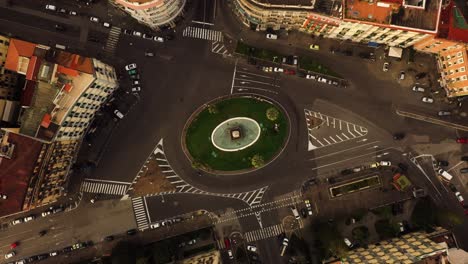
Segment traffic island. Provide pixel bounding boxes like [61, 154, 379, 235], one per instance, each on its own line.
[182, 95, 290, 173]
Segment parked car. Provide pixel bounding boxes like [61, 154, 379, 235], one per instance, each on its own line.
[306, 74, 316, 80]
[69, 10, 78, 16]
[4, 251, 15, 259]
[131, 86, 141, 93]
[284, 69, 295, 75]
[398, 222, 405, 232]
[273, 67, 284, 73]
[266, 34, 277, 40]
[24, 215, 36, 222]
[145, 52, 154, 57]
[143, 33, 153, 40]
[382, 62, 390, 72]
[422, 97, 434, 103]
[52, 206, 64, 214]
[438, 160, 449, 167]
[393, 133, 405, 140]
[304, 199, 313, 215]
[10, 242, 18, 249]
[300, 208, 308, 218]
[399, 71, 405, 80]
[344, 238, 354, 248]
[438, 110, 451, 116]
[412, 86, 425, 92]
[39, 230, 47, 236]
[380, 161, 391, 166]
[247, 245, 257, 252]
[89, 16, 100, 23]
[11, 219, 23, 225]
[415, 72, 427, 80]
[227, 249, 234, 259]
[49, 251, 58, 257]
[460, 168, 468, 173]
[0, 194, 7, 199]
[103, 22, 111, 28]
[125, 63, 137, 71]
[224, 238, 231, 249]
[132, 80, 140, 85]
[58, 8, 67, 14]
[114, 110, 124, 119]
[45, 5, 56, 11]
[455, 192, 464, 203]
[104, 236, 114, 241]
[127, 229, 137, 235]
[150, 222, 160, 229]
[309, 44, 320, 50]
[456, 137, 467, 144]
[55, 24, 66, 31]
[123, 29, 132, 35]
[41, 209, 52, 217]
[154, 36, 164, 42]
[132, 31, 142, 37]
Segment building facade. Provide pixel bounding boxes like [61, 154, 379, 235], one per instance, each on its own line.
[112, 0, 186, 30]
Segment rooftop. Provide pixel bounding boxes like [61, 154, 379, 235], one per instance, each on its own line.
[255, 0, 315, 6]
[344, 0, 442, 32]
[0, 132, 43, 217]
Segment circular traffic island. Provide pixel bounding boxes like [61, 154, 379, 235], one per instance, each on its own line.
[183, 96, 289, 173]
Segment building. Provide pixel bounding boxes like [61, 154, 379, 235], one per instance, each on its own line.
[180, 250, 221, 264]
[111, 0, 186, 30]
[0, 35, 21, 125]
[0, 36, 118, 214]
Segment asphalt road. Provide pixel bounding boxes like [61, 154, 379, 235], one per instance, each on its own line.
[0, 0, 467, 262]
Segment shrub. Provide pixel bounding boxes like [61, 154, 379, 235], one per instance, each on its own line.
[266, 107, 279, 121]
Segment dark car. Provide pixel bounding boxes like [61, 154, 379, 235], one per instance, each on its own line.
[438, 160, 449, 167]
[461, 156, 468, 161]
[39, 230, 47, 236]
[62, 246, 72, 253]
[460, 168, 468, 173]
[104, 235, 114, 241]
[52, 206, 64, 214]
[300, 208, 308, 218]
[393, 133, 405, 140]
[37, 254, 48, 260]
[341, 169, 353, 175]
[55, 24, 66, 31]
[127, 229, 137, 235]
[297, 71, 306, 78]
[415, 72, 427, 80]
[165, 34, 175, 40]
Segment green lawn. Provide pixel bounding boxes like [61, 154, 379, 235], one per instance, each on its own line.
[330, 176, 380, 197]
[185, 97, 288, 171]
[298, 57, 341, 78]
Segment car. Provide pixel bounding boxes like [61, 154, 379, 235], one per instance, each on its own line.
[5, 251, 15, 259]
[49, 251, 58, 257]
[69, 10, 78, 15]
[128, 69, 138, 75]
[224, 238, 231, 249]
[460, 168, 468, 173]
[304, 199, 313, 215]
[398, 222, 405, 232]
[341, 169, 353, 175]
[10, 242, 18, 249]
[456, 137, 467, 144]
[455, 192, 464, 203]
[90, 16, 100, 23]
[297, 71, 306, 78]
[247, 245, 257, 252]
[145, 52, 154, 57]
[382, 62, 390, 72]
[130, 74, 140, 80]
[58, 8, 67, 14]
[1, 194, 7, 199]
[72, 243, 82, 250]
[132, 80, 140, 86]
[142, 33, 153, 40]
[132, 86, 141, 93]
[45, 5, 56, 11]
[291, 206, 300, 219]
[412, 187, 426, 198]
[399, 71, 405, 80]
[37, 254, 48, 260]
[125, 63, 137, 71]
[284, 69, 295, 75]
[88, 36, 100, 43]
[344, 238, 353, 248]
[62, 246, 72, 253]
[415, 72, 427, 80]
[127, 229, 137, 235]
[11, 219, 23, 225]
[282, 237, 289, 246]
[153, 36, 164, 43]
[55, 24, 66, 31]
[104, 235, 114, 241]
[437, 160, 449, 167]
[227, 249, 234, 259]
[300, 208, 308, 218]
[52, 206, 64, 214]
[412, 86, 425, 92]
[393, 132, 405, 140]
[123, 29, 132, 35]
[165, 34, 175, 40]
[352, 167, 362, 173]
[103, 22, 111, 28]
[380, 161, 391, 166]
[309, 44, 320, 50]
[306, 74, 316, 80]
[398, 163, 408, 172]
[24, 215, 35, 222]
[422, 97, 434, 103]
[187, 239, 196, 245]
[150, 222, 160, 229]
[114, 110, 124, 119]
[41, 209, 52, 217]
[273, 67, 284, 73]
[39, 230, 47, 236]
[266, 34, 277, 39]
[438, 111, 451, 116]
[262, 66, 272, 72]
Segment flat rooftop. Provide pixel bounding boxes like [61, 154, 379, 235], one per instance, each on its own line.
[345, 0, 441, 31]
[0, 132, 43, 217]
[256, 0, 315, 5]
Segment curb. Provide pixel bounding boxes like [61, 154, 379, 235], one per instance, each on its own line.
[396, 109, 468, 132]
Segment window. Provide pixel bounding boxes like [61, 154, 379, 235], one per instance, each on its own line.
[462, 75, 468, 81]
[457, 51, 463, 57]
[458, 58, 464, 63]
[461, 67, 466, 72]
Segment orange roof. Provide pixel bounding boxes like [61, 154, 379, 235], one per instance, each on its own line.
[4, 39, 36, 72]
[55, 52, 93, 74]
[63, 83, 73, 93]
[26, 56, 41, 81]
[57, 65, 79, 77]
[41, 113, 51, 128]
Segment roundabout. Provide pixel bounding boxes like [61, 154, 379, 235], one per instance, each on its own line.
[183, 95, 290, 173]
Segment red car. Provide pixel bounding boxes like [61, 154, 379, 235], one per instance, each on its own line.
[284, 69, 295, 75]
[456, 137, 468, 144]
[224, 238, 231, 249]
[10, 242, 18, 249]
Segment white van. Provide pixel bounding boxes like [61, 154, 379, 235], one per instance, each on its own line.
[291, 206, 300, 220]
[437, 168, 453, 182]
[45, 5, 56, 11]
[266, 34, 278, 40]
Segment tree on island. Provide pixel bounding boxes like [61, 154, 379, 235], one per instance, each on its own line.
[266, 107, 279, 121]
[207, 104, 219, 114]
[251, 154, 265, 168]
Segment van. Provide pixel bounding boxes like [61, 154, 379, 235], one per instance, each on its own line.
[437, 168, 453, 182]
[55, 44, 66, 50]
[291, 206, 300, 220]
[266, 34, 278, 40]
[45, 5, 56, 11]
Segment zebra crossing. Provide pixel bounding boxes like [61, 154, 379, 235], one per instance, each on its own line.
[304, 109, 368, 151]
[104, 26, 121, 55]
[151, 139, 267, 207]
[244, 224, 284, 242]
[80, 179, 130, 196]
[132, 197, 150, 230]
[183, 26, 223, 42]
[211, 41, 230, 56]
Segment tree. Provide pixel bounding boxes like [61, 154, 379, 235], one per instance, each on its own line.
[111, 241, 137, 264]
[207, 104, 218, 114]
[266, 107, 279, 121]
[251, 154, 265, 168]
[313, 221, 348, 260]
[351, 226, 370, 243]
[411, 198, 437, 231]
[235, 247, 248, 263]
[374, 219, 398, 239]
[289, 233, 312, 263]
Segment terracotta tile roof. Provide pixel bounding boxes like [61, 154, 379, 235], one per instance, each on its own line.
[0, 133, 43, 217]
[54, 52, 94, 75]
[20, 80, 36, 107]
[448, 6, 468, 42]
[4, 39, 36, 72]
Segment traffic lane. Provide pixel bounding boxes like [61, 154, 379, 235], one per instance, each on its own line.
[146, 193, 247, 223]
[257, 237, 286, 264]
[192, 0, 216, 24]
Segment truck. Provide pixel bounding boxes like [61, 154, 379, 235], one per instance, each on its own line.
[437, 168, 453, 182]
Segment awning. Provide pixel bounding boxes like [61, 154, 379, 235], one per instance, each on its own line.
[388, 47, 403, 58]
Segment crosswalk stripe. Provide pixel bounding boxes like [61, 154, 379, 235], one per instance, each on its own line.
[80, 180, 128, 195]
[183, 26, 223, 42]
[131, 197, 149, 230]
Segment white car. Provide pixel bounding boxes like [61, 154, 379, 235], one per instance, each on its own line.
[380, 161, 391, 166]
[24, 215, 35, 222]
[318, 77, 327, 83]
[412, 86, 425, 92]
[266, 34, 278, 39]
[4, 251, 15, 259]
[150, 223, 160, 229]
[382, 62, 389, 72]
[422, 97, 434, 103]
[125, 63, 137, 71]
[247, 245, 257, 252]
[45, 5, 56, 11]
[154, 36, 164, 43]
[132, 80, 140, 85]
[41, 210, 52, 217]
[132, 31, 142, 37]
[282, 238, 289, 246]
[0, 194, 7, 199]
[131, 86, 141, 93]
[11, 219, 23, 225]
[49, 252, 58, 257]
[89, 16, 100, 23]
[398, 222, 405, 232]
[455, 192, 464, 203]
[344, 238, 353, 248]
[273, 67, 284, 73]
[69, 10, 77, 16]
[306, 74, 316, 80]
[114, 110, 124, 119]
[399, 71, 405, 80]
[103, 22, 111, 28]
[227, 250, 234, 259]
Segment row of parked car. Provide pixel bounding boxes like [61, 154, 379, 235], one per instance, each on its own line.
[9, 206, 64, 226]
[260, 65, 343, 87]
